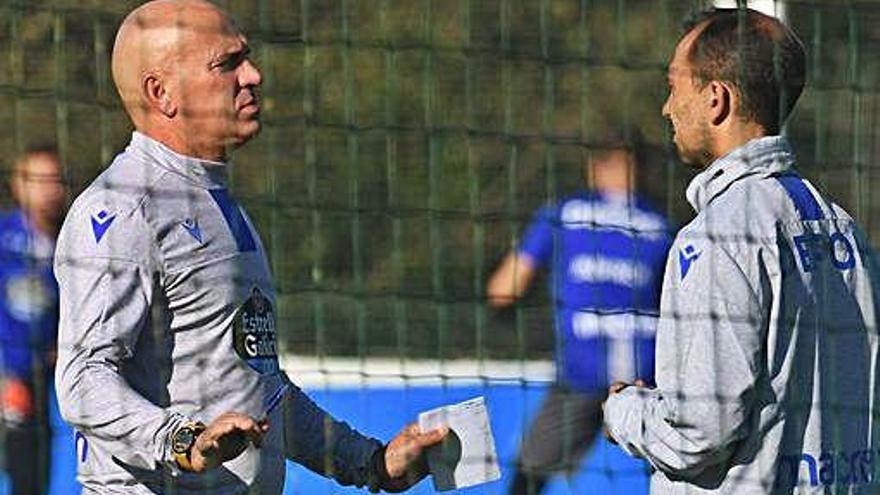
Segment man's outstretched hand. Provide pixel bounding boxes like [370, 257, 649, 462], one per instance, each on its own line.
[189, 412, 269, 473]
[379, 423, 448, 492]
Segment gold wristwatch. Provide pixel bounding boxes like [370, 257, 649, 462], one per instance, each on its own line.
[171, 421, 207, 471]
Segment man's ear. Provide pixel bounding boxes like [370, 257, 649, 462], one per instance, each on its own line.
[707, 80, 733, 126]
[143, 73, 177, 118]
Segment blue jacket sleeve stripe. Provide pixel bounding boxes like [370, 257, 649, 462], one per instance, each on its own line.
[775, 174, 824, 221]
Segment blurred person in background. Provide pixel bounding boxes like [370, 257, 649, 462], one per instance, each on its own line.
[54, 1, 445, 494]
[487, 126, 673, 495]
[604, 8, 880, 493]
[0, 146, 66, 495]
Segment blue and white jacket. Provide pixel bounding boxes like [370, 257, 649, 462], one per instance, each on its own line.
[605, 136, 880, 494]
[55, 132, 382, 494]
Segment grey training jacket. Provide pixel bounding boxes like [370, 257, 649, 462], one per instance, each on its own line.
[604, 136, 880, 494]
[55, 132, 382, 494]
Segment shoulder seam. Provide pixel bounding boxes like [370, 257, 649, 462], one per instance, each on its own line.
[134, 168, 170, 277]
[57, 255, 148, 266]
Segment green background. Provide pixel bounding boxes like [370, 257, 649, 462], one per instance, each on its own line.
[1, 0, 878, 359]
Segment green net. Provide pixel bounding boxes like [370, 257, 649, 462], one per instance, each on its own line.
[0, 1, 875, 361]
[0, 2, 879, 492]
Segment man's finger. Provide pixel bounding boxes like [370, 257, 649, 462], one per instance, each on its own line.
[416, 426, 448, 446]
[200, 413, 266, 455]
[220, 421, 264, 450]
[198, 437, 220, 458]
[217, 414, 263, 438]
[608, 381, 629, 394]
[224, 414, 259, 432]
[604, 425, 618, 445]
[243, 423, 266, 447]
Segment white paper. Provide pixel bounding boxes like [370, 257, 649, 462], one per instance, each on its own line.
[418, 396, 501, 491]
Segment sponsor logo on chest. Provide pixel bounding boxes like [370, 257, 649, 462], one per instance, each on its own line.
[233, 286, 279, 374]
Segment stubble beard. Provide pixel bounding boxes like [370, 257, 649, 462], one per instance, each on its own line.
[676, 122, 715, 170]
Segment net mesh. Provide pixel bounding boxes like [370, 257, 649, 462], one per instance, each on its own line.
[0, 0, 878, 493]
[2, 0, 877, 359]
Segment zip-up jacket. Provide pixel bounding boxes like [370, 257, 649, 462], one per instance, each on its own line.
[604, 136, 880, 494]
[55, 132, 382, 494]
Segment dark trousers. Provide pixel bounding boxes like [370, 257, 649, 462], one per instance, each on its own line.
[4, 415, 51, 495]
[0, 383, 52, 495]
[509, 386, 606, 495]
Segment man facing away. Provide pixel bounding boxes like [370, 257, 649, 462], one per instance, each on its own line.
[54, 1, 444, 493]
[487, 127, 672, 494]
[603, 8, 880, 494]
[0, 147, 66, 495]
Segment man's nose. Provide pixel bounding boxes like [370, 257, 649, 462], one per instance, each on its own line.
[240, 58, 262, 87]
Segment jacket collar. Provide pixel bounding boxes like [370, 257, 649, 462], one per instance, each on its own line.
[127, 131, 229, 189]
[685, 135, 796, 213]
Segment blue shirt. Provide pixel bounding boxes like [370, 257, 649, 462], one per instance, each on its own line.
[0, 209, 58, 382]
[518, 191, 672, 392]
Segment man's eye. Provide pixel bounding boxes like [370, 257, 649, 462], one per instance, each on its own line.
[217, 53, 247, 72]
[220, 57, 239, 71]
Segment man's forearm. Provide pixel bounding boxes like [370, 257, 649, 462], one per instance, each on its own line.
[56, 352, 187, 471]
[281, 381, 384, 487]
[604, 385, 746, 480]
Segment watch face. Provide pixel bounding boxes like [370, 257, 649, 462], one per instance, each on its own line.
[172, 427, 196, 455]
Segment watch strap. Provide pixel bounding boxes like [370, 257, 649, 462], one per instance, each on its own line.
[172, 421, 206, 472]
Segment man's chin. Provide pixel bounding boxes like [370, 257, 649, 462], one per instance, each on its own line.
[228, 122, 262, 149]
[678, 155, 704, 170]
[675, 146, 710, 170]
[244, 122, 262, 141]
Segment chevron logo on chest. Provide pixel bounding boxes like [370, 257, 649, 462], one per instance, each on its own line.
[181, 218, 203, 243]
[679, 244, 701, 281]
[90, 210, 116, 244]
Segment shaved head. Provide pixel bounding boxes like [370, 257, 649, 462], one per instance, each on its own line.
[111, 0, 262, 160]
[113, 0, 226, 125]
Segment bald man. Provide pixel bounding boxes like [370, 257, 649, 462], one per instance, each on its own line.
[54, 1, 445, 493]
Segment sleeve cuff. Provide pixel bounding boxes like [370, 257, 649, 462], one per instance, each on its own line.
[367, 445, 391, 493]
[159, 412, 193, 477]
[603, 387, 647, 459]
